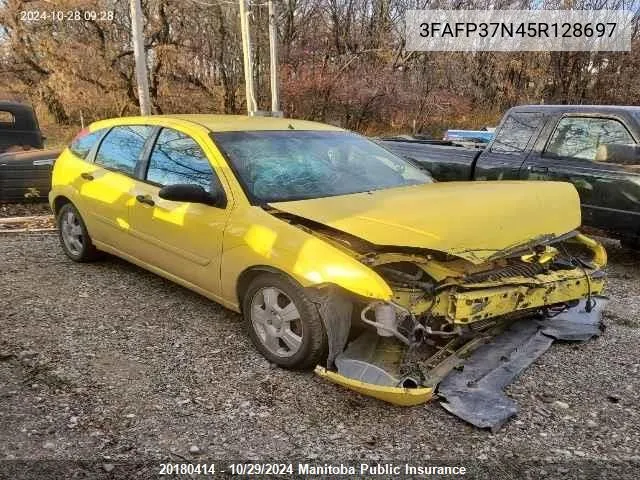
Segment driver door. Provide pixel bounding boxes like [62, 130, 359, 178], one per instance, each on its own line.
[520, 115, 640, 236]
[128, 127, 232, 296]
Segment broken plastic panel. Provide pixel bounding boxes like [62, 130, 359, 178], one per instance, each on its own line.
[438, 297, 607, 432]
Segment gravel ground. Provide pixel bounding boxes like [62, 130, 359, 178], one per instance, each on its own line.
[0, 232, 638, 479]
[0, 216, 54, 231]
[0, 202, 54, 231]
[0, 202, 51, 218]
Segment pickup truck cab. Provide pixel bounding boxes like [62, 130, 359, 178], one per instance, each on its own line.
[0, 101, 61, 202]
[0, 101, 44, 153]
[383, 105, 640, 248]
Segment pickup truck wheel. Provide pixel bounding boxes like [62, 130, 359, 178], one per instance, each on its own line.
[242, 273, 327, 370]
[57, 203, 101, 262]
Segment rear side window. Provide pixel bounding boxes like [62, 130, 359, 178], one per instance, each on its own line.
[146, 128, 215, 192]
[95, 125, 153, 176]
[491, 113, 543, 153]
[545, 117, 634, 161]
[69, 129, 104, 159]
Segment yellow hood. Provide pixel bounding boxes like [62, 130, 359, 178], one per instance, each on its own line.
[269, 181, 581, 264]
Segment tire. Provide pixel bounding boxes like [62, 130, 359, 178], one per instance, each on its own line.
[242, 272, 328, 370]
[56, 202, 101, 262]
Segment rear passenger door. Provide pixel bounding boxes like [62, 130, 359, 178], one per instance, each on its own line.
[75, 125, 154, 250]
[128, 127, 231, 296]
[521, 115, 640, 236]
[474, 112, 544, 180]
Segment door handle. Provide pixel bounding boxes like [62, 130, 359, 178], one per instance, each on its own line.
[528, 165, 549, 174]
[136, 194, 155, 207]
[80, 172, 94, 181]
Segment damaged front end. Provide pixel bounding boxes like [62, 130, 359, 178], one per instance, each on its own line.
[312, 230, 607, 429]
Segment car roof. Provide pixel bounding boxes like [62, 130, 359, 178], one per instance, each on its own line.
[509, 104, 640, 115]
[91, 114, 345, 133]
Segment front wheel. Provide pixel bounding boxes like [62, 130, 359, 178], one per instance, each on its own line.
[57, 202, 101, 262]
[242, 272, 327, 370]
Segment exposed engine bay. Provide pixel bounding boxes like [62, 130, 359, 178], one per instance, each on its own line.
[281, 213, 607, 430]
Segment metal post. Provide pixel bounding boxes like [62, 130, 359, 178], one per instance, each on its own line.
[268, 0, 281, 115]
[239, 0, 257, 115]
[130, 0, 151, 115]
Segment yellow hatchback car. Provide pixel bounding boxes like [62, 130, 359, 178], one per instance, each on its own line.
[50, 115, 607, 416]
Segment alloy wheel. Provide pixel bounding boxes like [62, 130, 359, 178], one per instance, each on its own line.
[60, 208, 84, 256]
[250, 286, 304, 358]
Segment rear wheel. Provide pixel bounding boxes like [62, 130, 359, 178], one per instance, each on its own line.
[242, 272, 327, 370]
[57, 202, 101, 262]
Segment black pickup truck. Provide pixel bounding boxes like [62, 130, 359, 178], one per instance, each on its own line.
[382, 105, 640, 248]
[0, 101, 61, 202]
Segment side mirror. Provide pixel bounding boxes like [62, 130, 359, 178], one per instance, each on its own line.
[595, 144, 640, 165]
[158, 184, 226, 208]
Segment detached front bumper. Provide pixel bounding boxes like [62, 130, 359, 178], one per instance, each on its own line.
[315, 366, 434, 406]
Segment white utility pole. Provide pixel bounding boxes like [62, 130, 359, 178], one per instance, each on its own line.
[267, 0, 281, 115]
[130, 0, 152, 115]
[239, 0, 257, 115]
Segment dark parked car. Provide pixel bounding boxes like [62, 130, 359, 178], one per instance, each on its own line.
[382, 105, 640, 248]
[0, 101, 61, 202]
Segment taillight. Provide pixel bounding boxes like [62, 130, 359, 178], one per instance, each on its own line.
[72, 128, 90, 141]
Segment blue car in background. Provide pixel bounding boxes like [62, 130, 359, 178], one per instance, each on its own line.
[444, 129, 495, 144]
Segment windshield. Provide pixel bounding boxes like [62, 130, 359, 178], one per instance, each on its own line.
[212, 130, 432, 203]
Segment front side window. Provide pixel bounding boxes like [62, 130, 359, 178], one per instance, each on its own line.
[95, 125, 153, 175]
[491, 113, 543, 153]
[212, 130, 432, 203]
[146, 128, 214, 192]
[69, 129, 105, 159]
[545, 117, 634, 161]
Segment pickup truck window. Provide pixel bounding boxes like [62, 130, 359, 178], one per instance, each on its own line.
[545, 117, 634, 162]
[0, 111, 15, 128]
[490, 113, 543, 154]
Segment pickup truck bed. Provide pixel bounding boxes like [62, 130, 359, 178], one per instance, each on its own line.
[381, 139, 481, 181]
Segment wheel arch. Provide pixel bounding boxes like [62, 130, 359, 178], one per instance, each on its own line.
[236, 265, 300, 312]
[51, 195, 73, 216]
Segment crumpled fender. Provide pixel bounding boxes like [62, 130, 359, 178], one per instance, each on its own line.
[220, 206, 393, 309]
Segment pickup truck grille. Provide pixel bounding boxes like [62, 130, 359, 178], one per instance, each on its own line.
[464, 261, 547, 283]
